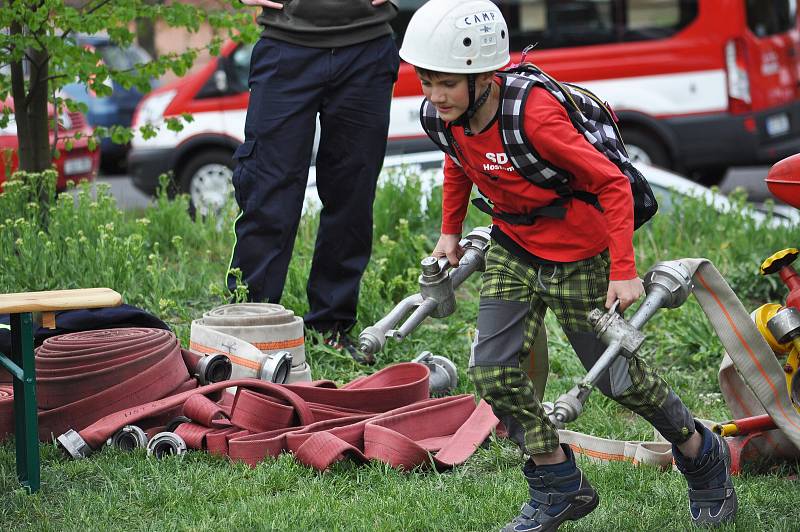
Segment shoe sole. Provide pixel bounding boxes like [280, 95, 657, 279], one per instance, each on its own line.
[567, 491, 600, 522]
[501, 492, 599, 532]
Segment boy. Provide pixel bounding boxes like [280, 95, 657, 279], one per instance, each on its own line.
[399, 1, 737, 530]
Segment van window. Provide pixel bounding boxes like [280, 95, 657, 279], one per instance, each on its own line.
[392, 0, 699, 50]
[623, 0, 699, 41]
[230, 44, 254, 91]
[746, 0, 798, 37]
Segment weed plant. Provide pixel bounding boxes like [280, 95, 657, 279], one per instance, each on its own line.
[1, 170, 798, 531]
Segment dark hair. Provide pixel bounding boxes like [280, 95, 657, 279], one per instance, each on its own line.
[414, 66, 462, 80]
[414, 67, 496, 80]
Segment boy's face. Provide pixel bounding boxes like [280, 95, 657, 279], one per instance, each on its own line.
[418, 72, 469, 122]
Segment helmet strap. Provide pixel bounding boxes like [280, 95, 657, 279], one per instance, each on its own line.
[456, 74, 493, 136]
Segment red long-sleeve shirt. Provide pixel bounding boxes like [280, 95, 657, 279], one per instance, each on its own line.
[441, 80, 637, 280]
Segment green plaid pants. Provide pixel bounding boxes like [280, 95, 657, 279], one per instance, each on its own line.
[469, 243, 694, 455]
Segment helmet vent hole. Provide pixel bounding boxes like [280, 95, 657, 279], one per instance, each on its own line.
[463, 37, 472, 47]
[466, 59, 472, 65]
[501, 30, 506, 39]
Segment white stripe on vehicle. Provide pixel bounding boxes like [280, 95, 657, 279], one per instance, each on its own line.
[134, 69, 728, 150]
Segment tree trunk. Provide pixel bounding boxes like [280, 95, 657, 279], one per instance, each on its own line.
[28, 46, 51, 173]
[10, 21, 51, 173]
[136, 0, 163, 59]
[136, 17, 158, 59]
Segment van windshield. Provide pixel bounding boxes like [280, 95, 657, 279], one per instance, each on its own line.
[746, 0, 798, 37]
[392, 0, 700, 50]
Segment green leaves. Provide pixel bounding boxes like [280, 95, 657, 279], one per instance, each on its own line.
[2, 0, 254, 172]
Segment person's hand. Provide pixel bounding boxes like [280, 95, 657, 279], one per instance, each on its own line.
[240, 0, 283, 8]
[606, 277, 644, 311]
[432, 233, 464, 267]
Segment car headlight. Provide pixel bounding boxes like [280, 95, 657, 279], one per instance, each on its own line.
[135, 89, 176, 126]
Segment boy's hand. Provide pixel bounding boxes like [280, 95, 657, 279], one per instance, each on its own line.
[240, 0, 283, 8]
[606, 277, 643, 311]
[432, 233, 464, 267]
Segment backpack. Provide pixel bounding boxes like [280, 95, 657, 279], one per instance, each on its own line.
[419, 62, 658, 229]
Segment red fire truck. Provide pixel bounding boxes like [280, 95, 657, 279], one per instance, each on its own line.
[128, 0, 800, 213]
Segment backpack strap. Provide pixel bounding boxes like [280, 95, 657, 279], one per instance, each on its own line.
[470, 197, 569, 225]
[496, 72, 572, 198]
[417, 74, 606, 227]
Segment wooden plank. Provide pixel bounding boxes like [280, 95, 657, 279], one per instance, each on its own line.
[0, 288, 122, 314]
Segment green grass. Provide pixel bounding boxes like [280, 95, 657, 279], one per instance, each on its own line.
[1, 170, 799, 530]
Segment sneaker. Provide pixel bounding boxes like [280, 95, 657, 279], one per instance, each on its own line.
[673, 421, 737, 526]
[502, 444, 599, 532]
[323, 330, 375, 365]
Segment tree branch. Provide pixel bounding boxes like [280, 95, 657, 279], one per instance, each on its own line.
[61, 0, 115, 41]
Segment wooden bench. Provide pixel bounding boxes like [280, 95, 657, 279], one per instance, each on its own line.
[0, 288, 122, 493]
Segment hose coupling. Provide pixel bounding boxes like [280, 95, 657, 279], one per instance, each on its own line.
[767, 306, 800, 344]
[358, 325, 385, 357]
[588, 305, 645, 355]
[57, 429, 92, 459]
[413, 351, 458, 396]
[259, 351, 292, 384]
[419, 256, 456, 318]
[166, 415, 192, 433]
[107, 425, 148, 451]
[642, 260, 693, 309]
[545, 385, 592, 428]
[146, 431, 187, 459]
[194, 354, 232, 385]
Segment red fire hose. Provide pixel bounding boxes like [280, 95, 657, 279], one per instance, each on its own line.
[0, 328, 198, 440]
[63, 363, 500, 471]
[1, 327, 499, 471]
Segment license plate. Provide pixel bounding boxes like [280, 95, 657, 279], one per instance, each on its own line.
[64, 156, 93, 175]
[766, 113, 790, 137]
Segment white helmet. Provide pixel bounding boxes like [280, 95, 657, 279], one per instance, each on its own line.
[399, 0, 510, 74]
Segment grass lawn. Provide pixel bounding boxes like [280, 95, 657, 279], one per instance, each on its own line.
[1, 170, 798, 531]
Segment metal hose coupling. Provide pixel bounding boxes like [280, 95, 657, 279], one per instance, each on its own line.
[548, 260, 693, 427]
[107, 425, 148, 451]
[146, 431, 187, 459]
[766, 306, 800, 344]
[194, 353, 233, 385]
[166, 416, 192, 433]
[57, 429, 92, 459]
[413, 351, 458, 396]
[358, 226, 491, 357]
[587, 260, 693, 354]
[543, 386, 591, 429]
[259, 351, 292, 384]
[419, 256, 456, 318]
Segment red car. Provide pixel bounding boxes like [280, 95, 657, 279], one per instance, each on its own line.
[0, 99, 99, 191]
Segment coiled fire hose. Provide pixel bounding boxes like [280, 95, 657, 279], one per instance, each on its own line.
[0, 328, 231, 441]
[190, 303, 311, 384]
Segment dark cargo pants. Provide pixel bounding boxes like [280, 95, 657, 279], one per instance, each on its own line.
[469, 243, 696, 455]
[227, 35, 399, 332]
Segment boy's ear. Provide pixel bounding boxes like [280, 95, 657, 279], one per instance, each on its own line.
[477, 71, 496, 84]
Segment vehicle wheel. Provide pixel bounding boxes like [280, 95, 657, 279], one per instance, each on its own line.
[692, 166, 728, 187]
[178, 149, 235, 217]
[621, 129, 671, 168]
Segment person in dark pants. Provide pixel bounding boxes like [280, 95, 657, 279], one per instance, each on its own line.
[229, 0, 400, 364]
